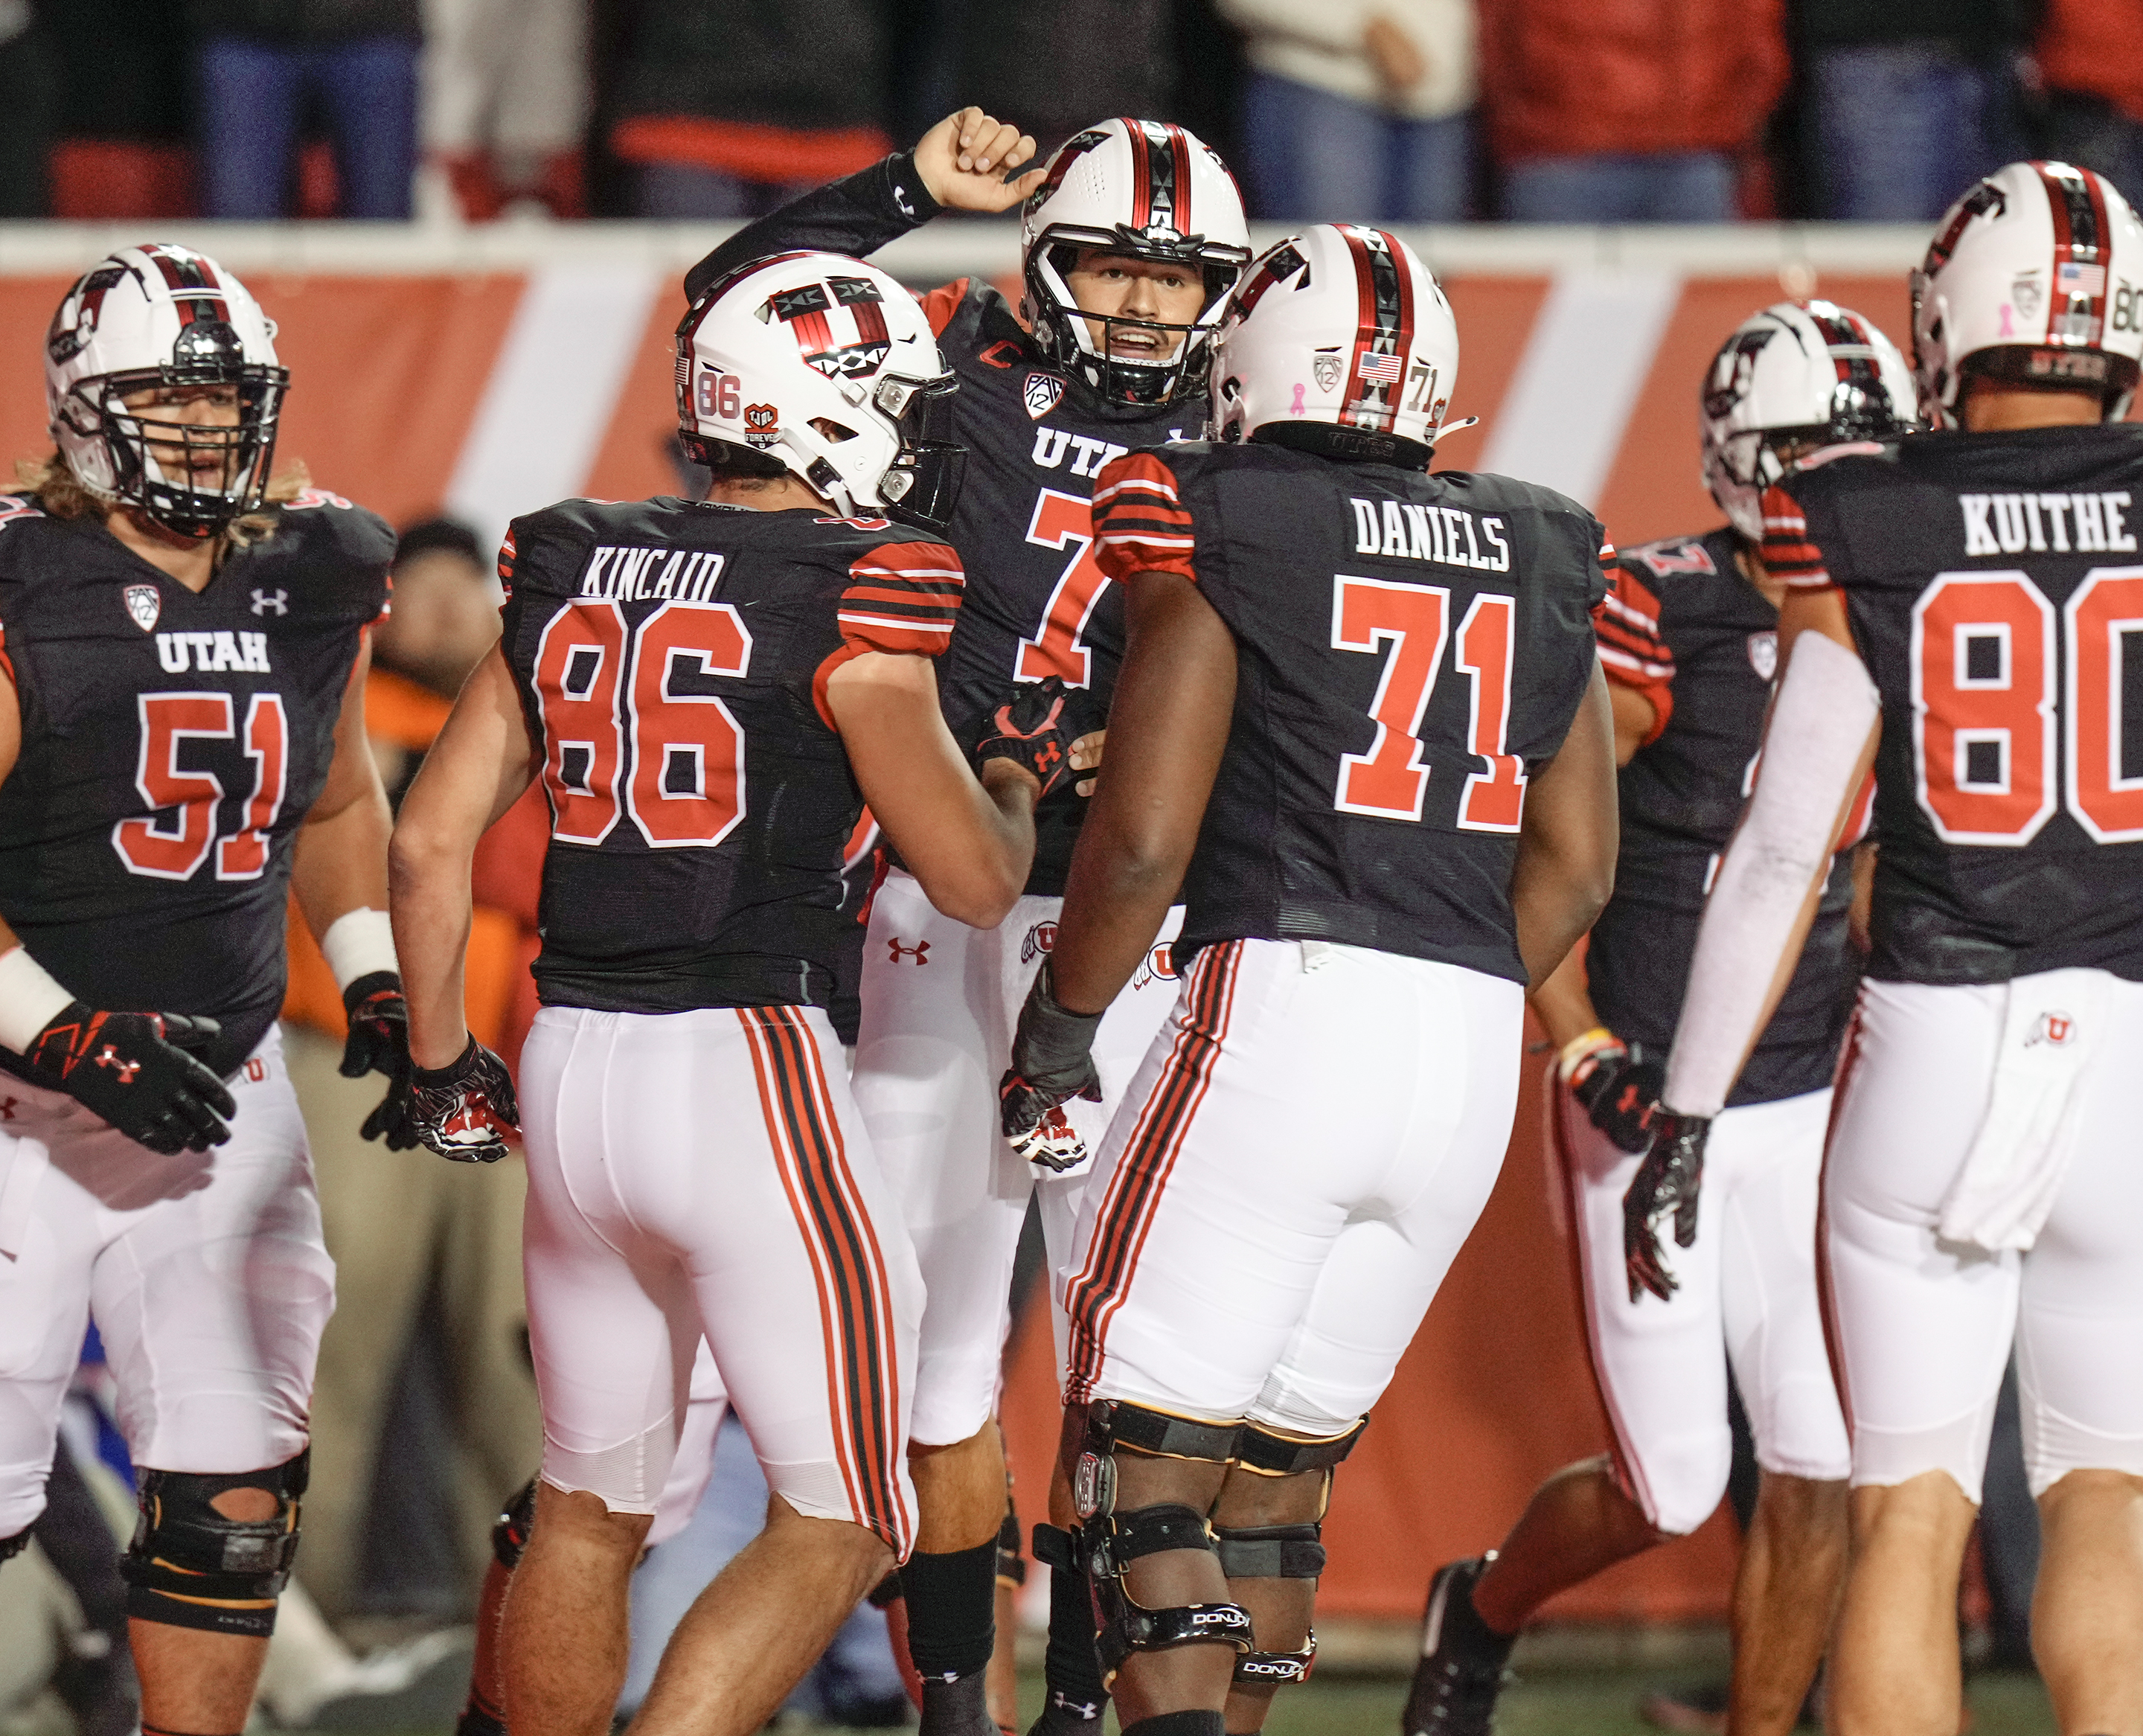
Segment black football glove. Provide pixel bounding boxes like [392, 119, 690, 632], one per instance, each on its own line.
[25, 1005, 236, 1156]
[999, 958, 1105, 1174]
[339, 970, 417, 1148]
[1567, 1037, 1665, 1155]
[976, 677, 1083, 800]
[408, 1038, 520, 1164]
[1623, 1108, 1711, 1304]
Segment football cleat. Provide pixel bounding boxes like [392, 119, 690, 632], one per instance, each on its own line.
[1401, 1557, 1515, 1736]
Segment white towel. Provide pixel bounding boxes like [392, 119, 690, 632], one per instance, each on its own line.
[1938, 967, 2111, 1253]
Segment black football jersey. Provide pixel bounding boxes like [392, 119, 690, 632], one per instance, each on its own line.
[496, 496, 962, 1014]
[685, 158, 1198, 894]
[1093, 443, 1605, 983]
[1764, 423, 2143, 984]
[1588, 530, 1857, 1106]
[0, 491, 391, 1079]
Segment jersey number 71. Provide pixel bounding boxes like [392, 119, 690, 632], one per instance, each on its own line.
[1330, 575, 1525, 831]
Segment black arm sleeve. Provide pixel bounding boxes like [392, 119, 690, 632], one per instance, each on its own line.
[682, 152, 944, 303]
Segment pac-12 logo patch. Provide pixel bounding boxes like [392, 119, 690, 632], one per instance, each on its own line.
[1747, 630, 1778, 682]
[1020, 920, 1057, 964]
[1024, 372, 1066, 420]
[123, 583, 160, 632]
[1312, 350, 1342, 393]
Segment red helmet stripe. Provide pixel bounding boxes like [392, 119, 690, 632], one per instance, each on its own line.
[1338, 228, 1413, 433]
[1165, 124, 1191, 234]
[1125, 120, 1153, 231]
[2040, 160, 2112, 347]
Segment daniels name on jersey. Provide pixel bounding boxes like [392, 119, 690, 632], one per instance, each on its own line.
[1092, 443, 1605, 982]
[498, 496, 962, 1014]
[0, 490, 392, 1080]
[1763, 423, 2143, 983]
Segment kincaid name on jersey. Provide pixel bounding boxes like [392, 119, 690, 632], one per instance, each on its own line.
[1763, 422, 2143, 983]
[496, 496, 961, 1016]
[0, 491, 392, 1079]
[1093, 442, 1606, 983]
[1588, 530, 1859, 1106]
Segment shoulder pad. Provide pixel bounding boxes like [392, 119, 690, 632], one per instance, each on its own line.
[267, 493, 396, 568]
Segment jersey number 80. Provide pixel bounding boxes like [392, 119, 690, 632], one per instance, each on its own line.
[1912, 566, 2143, 845]
[531, 599, 753, 849]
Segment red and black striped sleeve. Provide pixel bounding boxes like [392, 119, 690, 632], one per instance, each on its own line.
[496, 528, 516, 600]
[1759, 482, 1831, 589]
[813, 539, 964, 726]
[838, 539, 964, 656]
[1594, 561, 1675, 742]
[1091, 452, 1198, 583]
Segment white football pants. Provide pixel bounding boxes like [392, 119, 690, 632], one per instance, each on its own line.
[1553, 1079, 1849, 1536]
[1825, 975, 2143, 1502]
[0, 1028, 331, 1539]
[1064, 939, 1521, 1434]
[518, 1004, 920, 1554]
[850, 868, 1182, 1447]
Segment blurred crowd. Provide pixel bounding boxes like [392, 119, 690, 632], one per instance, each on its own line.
[0, 0, 2139, 225]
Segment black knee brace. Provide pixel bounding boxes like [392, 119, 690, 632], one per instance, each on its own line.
[1072, 1400, 1253, 1684]
[121, 1449, 308, 1639]
[1215, 1522, 1326, 1686]
[491, 1476, 536, 1571]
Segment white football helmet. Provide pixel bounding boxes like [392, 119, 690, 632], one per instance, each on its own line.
[1021, 118, 1251, 408]
[675, 251, 964, 531]
[45, 243, 288, 539]
[1208, 225, 1459, 467]
[1912, 160, 2143, 426]
[1700, 300, 1919, 542]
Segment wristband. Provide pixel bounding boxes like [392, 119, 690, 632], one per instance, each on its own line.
[321, 908, 399, 992]
[1556, 1025, 1619, 1083]
[0, 945, 77, 1055]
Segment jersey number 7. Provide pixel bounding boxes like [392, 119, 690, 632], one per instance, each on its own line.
[1330, 575, 1525, 831]
[532, 599, 753, 848]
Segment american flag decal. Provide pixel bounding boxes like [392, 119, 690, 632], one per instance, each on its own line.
[1357, 351, 1403, 384]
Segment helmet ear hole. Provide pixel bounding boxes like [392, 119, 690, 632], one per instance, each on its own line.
[810, 417, 859, 443]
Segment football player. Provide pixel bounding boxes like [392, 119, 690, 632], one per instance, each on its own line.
[1000, 224, 1619, 1736]
[1403, 301, 1920, 1736]
[1639, 162, 2143, 1735]
[683, 107, 1252, 1736]
[387, 252, 1059, 1736]
[0, 246, 408, 1736]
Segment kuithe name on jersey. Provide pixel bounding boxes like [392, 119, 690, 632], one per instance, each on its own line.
[155, 628, 272, 673]
[1349, 496, 1514, 571]
[578, 545, 729, 602]
[1959, 490, 2139, 555]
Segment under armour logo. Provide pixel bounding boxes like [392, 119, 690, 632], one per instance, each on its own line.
[92, 1045, 140, 1084]
[251, 589, 289, 616]
[888, 939, 930, 965]
[1035, 740, 1063, 772]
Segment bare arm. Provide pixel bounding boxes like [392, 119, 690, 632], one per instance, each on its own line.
[290, 638, 393, 942]
[1510, 662, 1619, 989]
[388, 645, 536, 1069]
[1048, 571, 1238, 1015]
[826, 651, 1037, 929]
[1527, 675, 1650, 1045]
